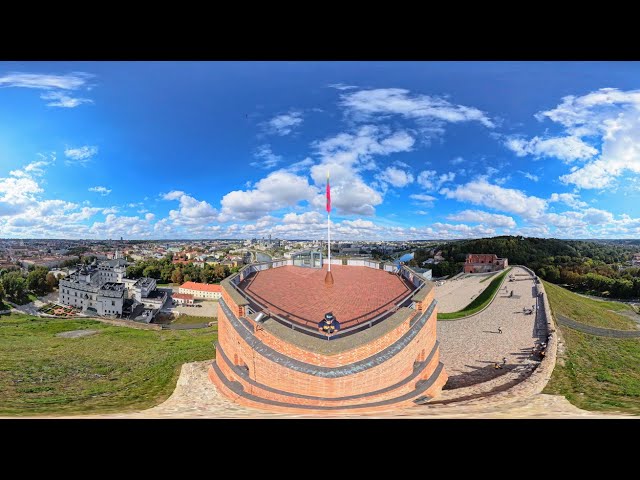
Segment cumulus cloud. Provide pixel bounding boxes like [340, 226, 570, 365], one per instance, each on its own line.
[446, 209, 516, 228]
[264, 111, 303, 136]
[532, 88, 640, 189]
[440, 178, 547, 218]
[504, 135, 597, 162]
[164, 191, 219, 225]
[416, 170, 456, 191]
[250, 144, 282, 169]
[549, 192, 588, 209]
[88, 186, 111, 196]
[64, 146, 98, 166]
[221, 170, 318, 220]
[340, 88, 494, 128]
[327, 83, 358, 90]
[378, 166, 414, 187]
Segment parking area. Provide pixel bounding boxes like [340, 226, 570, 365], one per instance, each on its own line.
[167, 296, 218, 318]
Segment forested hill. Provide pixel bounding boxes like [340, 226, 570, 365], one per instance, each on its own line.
[411, 236, 640, 298]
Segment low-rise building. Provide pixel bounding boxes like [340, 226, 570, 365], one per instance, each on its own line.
[178, 281, 222, 300]
[172, 293, 194, 305]
[463, 253, 508, 273]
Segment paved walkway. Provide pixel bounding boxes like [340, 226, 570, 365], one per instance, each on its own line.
[437, 266, 544, 391]
[433, 273, 496, 313]
[556, 314, 640, 338]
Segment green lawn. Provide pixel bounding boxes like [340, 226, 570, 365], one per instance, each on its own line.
[0, 313, 216, 416]
[438, 268, 511, 320]
[544, 327, 640, 415]
[172, 315, 216, 325]
[543, 281, 638, 330]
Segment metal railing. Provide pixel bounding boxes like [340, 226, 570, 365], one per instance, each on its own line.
[223, 259, 432, 340]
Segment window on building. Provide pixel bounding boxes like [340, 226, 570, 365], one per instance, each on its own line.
[112, 301, 115, 306]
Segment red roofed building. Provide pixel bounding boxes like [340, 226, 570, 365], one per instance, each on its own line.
[179, 281, 222, 300]
[464, 254, 508, 273]
[172, 293, 194, 305]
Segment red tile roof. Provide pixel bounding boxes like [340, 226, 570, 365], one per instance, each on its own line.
[180, 281, 221, 293]
[238, 265, 414, 329]
[172, 293, 194, 300]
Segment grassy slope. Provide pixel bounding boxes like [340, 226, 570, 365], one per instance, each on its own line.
[544, 328, 640, 415]
[0, 313, 216, 416]
[438, 268, 511, 320]
[479, 272, 498, 283]
[543, 281, 638, 330]
[544, 281, 640, 415]
[173, 315, 216, 325]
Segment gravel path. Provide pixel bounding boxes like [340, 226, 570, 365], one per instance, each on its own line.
[434, 273, 497, 313]
[437, 267, 544, 389]
[556, 314, 640, 338]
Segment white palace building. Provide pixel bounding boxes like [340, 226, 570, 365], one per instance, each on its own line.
[58, 251, 167, 319]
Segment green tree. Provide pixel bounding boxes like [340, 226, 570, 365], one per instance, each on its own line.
[26, 267, 50, 295]
[171, 268, 184, 285]
[2, 271, 27, 303]
[46, 272, 59, 291]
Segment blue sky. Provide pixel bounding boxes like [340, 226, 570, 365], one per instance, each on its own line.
[1, 61, 639, 240]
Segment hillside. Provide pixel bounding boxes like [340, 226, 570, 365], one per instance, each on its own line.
[412, 236, 640, 298]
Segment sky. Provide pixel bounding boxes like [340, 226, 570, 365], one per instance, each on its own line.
[1, 61, 639, 240]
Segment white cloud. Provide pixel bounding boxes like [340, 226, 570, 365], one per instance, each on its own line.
[416, 170, 456, 191]
[250, 144, 282, 169]
[102, 207, 119, 215]
[0, 72, 92, 90]
[282, 211, 324, 224]
[440, 178, 547, 218]
[581, 208, 614, 225]
[40, 91, 92, 108]
[64, 146, 98, 166]
[549, 192, 587, 209]
[88, 186, 111, 196]
[0, 72, 94, 108]
[447, 209, 516, 228]
[410, 194, 437, 204]
[533, 88, 640, 189]
[164, 192, 218, 225]
[327, 83, 358, 90]
[162, 191, 185, 201]
[308, 125, 414, 215]
[286, 157, 314, 173]
[504, 135, 597, 162]
[221, 170, 318, 220]
[378, 166, 414, 187]
[340, 88, 494, 128]
[264, 111, 303, 136]
[451, 156, 465, 165]
[522, 172, 539, 182]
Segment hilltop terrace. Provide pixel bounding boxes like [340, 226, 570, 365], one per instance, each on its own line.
[223, 259, 432, 340]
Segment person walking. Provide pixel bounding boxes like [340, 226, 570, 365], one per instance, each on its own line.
[498, 326, 503, 334]
[502, 357, 507, 365]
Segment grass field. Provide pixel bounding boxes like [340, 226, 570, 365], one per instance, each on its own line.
[438, 268, 511, 320]
[543, 281, 638, 330]
[544, 281, 640, 415]
[0, 313, 216, 416]
[172, 315, 216, 325]
[544, 326, 640, 415]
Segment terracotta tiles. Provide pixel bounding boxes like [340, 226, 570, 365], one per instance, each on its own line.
[238, 265, 413, 329]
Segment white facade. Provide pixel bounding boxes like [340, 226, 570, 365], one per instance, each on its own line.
[178, 286, 221, 300]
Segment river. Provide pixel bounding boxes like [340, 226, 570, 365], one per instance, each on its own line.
[256, 252, 272, 262]
[395, 252, 414, 264]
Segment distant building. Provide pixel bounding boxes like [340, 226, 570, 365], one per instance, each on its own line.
[58, 251, 165, 318]
[632, 253, 640, 266]
[172, 293, 194, 305]
[178, 281, 222, 300]
[463, 254, 508, 273]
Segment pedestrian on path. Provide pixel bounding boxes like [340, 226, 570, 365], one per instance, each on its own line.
[498, 326, 503, 334]
[502, 357, 507, 365]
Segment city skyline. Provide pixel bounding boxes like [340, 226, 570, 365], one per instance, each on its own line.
[1, 61, 639, 240]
